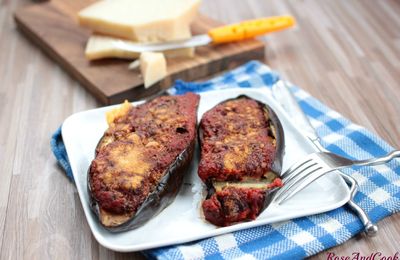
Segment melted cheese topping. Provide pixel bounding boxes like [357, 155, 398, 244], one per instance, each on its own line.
[102, 139, 150, 190]
[106, 100, 132, 125]
[89, 93, 199, 221]
[221, 101, 269, 171]
[199, 97, 277, 181]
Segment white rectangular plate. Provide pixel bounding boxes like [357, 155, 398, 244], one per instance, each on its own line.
[62, 88, 350, 252]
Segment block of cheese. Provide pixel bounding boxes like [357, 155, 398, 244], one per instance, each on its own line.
[78, 0, 201, 42]
[85, 35, 195, 60]
[140, 52, 167, 88]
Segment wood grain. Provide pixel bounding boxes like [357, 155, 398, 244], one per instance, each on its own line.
[14, 0, 265, 105]
[0, 0, 399, 259]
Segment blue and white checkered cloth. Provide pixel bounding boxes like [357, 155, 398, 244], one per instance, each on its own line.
[51, 61, 400, 259]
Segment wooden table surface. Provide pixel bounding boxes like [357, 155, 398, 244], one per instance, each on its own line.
[0, 0, 399, 259]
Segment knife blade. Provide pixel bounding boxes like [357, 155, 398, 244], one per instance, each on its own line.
[113, 15, 295, 53]
[271, 79, 378, 236]
[271, 80, 323, 149]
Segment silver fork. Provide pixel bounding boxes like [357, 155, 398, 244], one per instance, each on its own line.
[272, 79, 380, 236]
[272, 150, 400, 205]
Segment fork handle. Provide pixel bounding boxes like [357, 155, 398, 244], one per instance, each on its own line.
[339, 173, 378, 236]
[351, 150, 400, 168]
[347, 199, 378, 236]
[310, 141, 380, 236]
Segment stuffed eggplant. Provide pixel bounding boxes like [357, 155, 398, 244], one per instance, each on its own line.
[198, 95, 284, 226]
[88, 93, 200, 232]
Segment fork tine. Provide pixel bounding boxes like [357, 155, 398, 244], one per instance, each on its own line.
[282, 160, 318, 184]
[276, 168, 333, 204]
[281, 164, 323, 191]
[281, 155, 314, 178]
[274, 163, 323, 200]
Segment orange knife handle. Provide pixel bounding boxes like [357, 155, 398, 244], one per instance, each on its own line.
[208, 15, 295, 44]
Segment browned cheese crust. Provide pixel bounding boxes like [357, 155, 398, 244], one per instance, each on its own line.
[199, 97, 277, 182]
[198, 96, 283, 226]
[89, 93, 199, 225]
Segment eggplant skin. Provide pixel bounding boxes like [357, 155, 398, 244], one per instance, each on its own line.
[266, 97, 284, 175]
[198, 95, 285, 226]
[88, 93, 199, 232]
[88, 139, 195, 232]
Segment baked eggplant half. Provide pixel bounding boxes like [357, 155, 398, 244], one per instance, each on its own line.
[198, 95, 284, 226]
[88, 93, 200, 232]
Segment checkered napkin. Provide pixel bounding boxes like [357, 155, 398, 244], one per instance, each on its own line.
[51, 61, 400, 259]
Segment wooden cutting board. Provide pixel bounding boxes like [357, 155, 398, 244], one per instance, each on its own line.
[14, 1, 265, 105]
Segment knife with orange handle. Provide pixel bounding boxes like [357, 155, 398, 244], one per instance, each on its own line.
[114, 15, 296, 52]
[208, 15, 295, 44]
